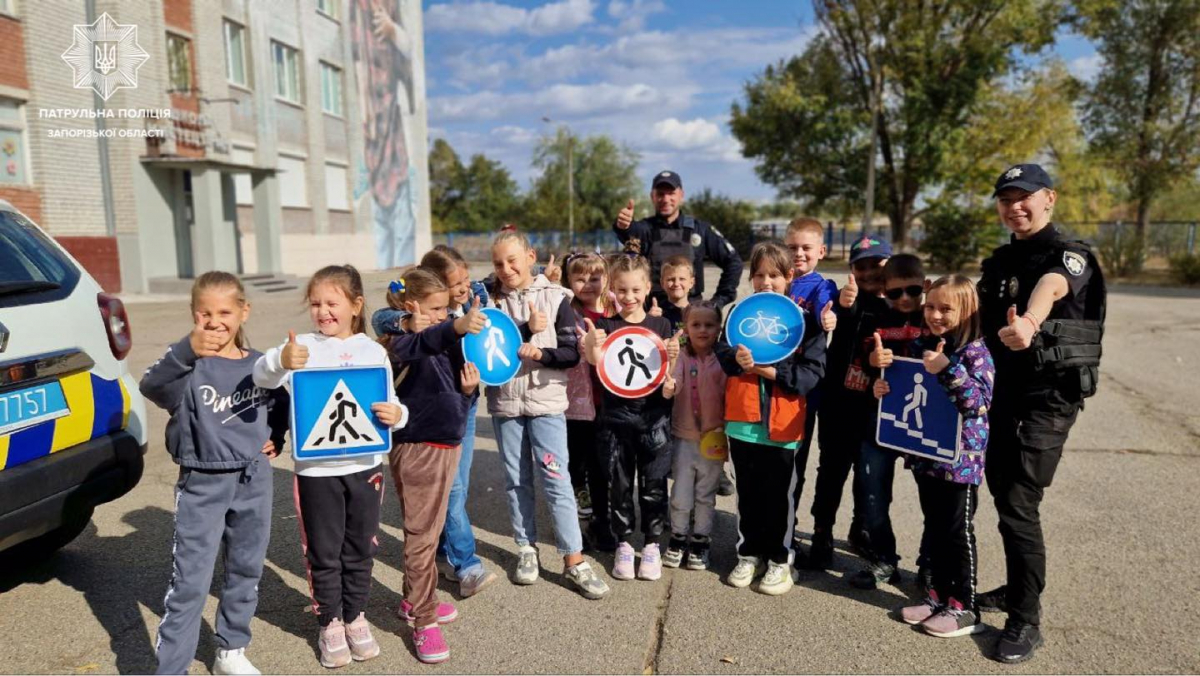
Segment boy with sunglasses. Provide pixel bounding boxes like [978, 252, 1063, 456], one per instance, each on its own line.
[847, 253, 935, 590]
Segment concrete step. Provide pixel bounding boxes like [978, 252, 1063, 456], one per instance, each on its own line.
[147, 274, 301, 296]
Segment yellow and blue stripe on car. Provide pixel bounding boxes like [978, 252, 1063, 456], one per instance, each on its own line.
[0, 373, 130, 471]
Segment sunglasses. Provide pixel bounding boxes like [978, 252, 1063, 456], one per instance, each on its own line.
[885, 285, 924, 300]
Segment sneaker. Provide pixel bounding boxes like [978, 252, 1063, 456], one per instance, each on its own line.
[412, 625, 450, 664]
[398, 599, 459, 625]
[717, 468, 735, 496]
[459, 567, 498, 598]
[436, 557, 459, 582]
[638, 543, 663, 580]
[575, 486, 593, 518]
[805, 530, 834, 570]
[848, 524, 871, 558]
[978, 585, 1008, 613]
[513, 545, 540, 585]
[213, 647, 261, 675]
[922, 598, 985, 638]
[850, 561, 902, 590]
[662, 536, 687, 569]
[588, 521, 618, 552]
[900, 589, 942, 625]
[612, 542, 636, 580]
[565, 561, 610, 599]
[993, 618, 1043, 664]
[685, 538, 710, 571]
[756, 561, 793, 596]
[318, 619, 352, 669]
[345, 613, 380, 661]
[726, 556, 764, 588]
[916, 565, 934, 597]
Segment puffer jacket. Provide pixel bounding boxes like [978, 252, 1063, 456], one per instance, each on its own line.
[485, 274, 579, 417]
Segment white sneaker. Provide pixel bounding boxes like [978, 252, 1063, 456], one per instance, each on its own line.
[213, 647, 261, 675]
[513, 545, 540, 585]
[726, 555, 764, 588]
[757, 561, 794, 596]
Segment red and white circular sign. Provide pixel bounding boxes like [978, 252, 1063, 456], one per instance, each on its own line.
[596, 326, 669, 399]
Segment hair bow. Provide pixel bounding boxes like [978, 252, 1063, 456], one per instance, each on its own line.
[389, 278, 406, 294]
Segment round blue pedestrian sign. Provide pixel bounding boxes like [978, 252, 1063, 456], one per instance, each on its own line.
[462, 308, 522, 386]
[724, 292, 805, 365]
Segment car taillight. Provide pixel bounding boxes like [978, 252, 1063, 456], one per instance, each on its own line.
[98, 293, 132, 360]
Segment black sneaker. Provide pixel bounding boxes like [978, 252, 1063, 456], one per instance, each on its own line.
[662, 536, 687, 569]
[717, 469, 735, 497]
[978, 585, 1008, 613]
[805, 531, 834, 570]
[848, 525, 871, 559]
[587, 521, 618, 552]
[993, 618, 1043, 664]
[916, 565, 933, 596]
[849, 561, 901, 590]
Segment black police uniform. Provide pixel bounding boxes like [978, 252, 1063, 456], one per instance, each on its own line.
[614, 212, 743, 309]
[978, 223, 1106, 629]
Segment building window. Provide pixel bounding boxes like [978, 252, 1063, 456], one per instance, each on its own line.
[272, 41, 301, 103]
[0, 0, 15, 17]
[319, 62, 342, 116]
[0, 98, 30, 185]
[317, 0, 340, 20]
[224, 20, 248, 87]
[167, 33, 192, 94]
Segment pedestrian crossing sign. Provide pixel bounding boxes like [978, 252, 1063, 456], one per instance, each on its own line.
[291, 366, 394, 460]
[875, 357, 962, 463]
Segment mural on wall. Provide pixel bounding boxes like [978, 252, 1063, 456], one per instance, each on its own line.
[350, 0, 421, 268]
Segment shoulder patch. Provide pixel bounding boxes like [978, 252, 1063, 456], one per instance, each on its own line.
[1063, 251, 1086, 277]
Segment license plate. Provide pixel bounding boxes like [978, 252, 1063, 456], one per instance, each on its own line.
[0, 381, 71, 436]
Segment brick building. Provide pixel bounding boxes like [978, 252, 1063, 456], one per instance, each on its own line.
[0, 0, 431, 292]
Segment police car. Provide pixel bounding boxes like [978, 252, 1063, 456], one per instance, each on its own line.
[0, 200, 147, 563]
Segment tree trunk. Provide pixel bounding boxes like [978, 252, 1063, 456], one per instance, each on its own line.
[1134, 196, 1151, 272]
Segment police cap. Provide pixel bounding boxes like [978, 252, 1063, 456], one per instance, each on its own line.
[651, 170, 682, 191]
[992, 163, 1053, 197]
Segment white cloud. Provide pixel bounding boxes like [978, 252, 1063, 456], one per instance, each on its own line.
[604, 0, 668, 33]
[651, 117, 721, 150]
[1068, 53, 1103, 82]
[426, 0, 597, 36]
[431, 82, 682, 122]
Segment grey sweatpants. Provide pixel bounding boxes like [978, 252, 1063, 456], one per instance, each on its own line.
[155, 456, 272, 675]
[669, 438, 724, 538]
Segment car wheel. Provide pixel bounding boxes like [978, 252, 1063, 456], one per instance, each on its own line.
[1, 507, 94, 567]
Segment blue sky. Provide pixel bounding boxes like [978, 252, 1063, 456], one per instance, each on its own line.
[422, 0, 1101, 202]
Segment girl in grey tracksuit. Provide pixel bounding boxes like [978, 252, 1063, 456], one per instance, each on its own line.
[140, 282, 289, 675]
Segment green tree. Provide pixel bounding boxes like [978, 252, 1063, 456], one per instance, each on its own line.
[524, 129, 642, 240]
[731, 0, 1060, 247]
[428, 138, 464, 233]
[685, 188, 759, 257]
[427, 138, 521, 233]
[1074, 0, 1200, 270]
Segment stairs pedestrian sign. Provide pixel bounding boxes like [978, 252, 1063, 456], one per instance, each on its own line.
[291, 366, 396, 460]
[875, 357, 962, 463]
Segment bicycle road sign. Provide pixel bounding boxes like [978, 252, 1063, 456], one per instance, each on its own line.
[291, 366, 394, 461]
[724, 292, 805, 364]
[461, 308, 522, 386]
[875, 357, 962, 463]
[596, 326, 668, 398]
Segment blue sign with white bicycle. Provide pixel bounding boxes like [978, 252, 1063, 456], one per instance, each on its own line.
[724, 292, 806, 364]
[461, 308, 522, 386]
[876, 357, 962, 463]
[291, 366, 393, 461]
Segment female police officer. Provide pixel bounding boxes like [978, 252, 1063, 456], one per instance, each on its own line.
[977, 164, 1105, 664]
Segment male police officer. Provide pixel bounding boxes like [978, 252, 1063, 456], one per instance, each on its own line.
[977, 164, 1106, 664]
[613, 170, 743, 308]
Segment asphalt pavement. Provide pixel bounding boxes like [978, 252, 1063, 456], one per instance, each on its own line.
[2, 266, 1198, 674]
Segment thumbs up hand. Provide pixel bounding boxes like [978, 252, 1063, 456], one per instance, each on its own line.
[454, 296, 486, 335]
[839, 274, 859, 308]
[998, 304, 1037, 351]
[544, 254, 562, 283]
[527, 301, 549, 335]
[404, 300, 431, 334]
[648, 296, 663, 317]
[190, 311, 224, 357]
[615, 198, 636, 230]
[923, 338, 949, 374]
[281, 330, 309, 370]
[868, 331, 893, 368]
[667, 329, 683, 364]
[820, 300, 837, 333]
[583, 317, 606, 365]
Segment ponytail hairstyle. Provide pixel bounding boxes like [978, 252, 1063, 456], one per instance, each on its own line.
[419, 248, 459, 287]
[384, 267, 448, 311]
[191, 271, 249, 349]
[606, 244, 652, 284]
[926, 274, 982, 348]
[492, 223, 532, 252]
[432, 244, 468, 268]
[306, 264, 367, 335]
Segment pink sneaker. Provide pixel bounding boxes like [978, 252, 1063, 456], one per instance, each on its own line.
[318, 618, 352, 668]
[900, 589, 942, 625]
[345, 613, 380, 661]
[612, 542, 636, 580]
[413, 625, 450, 664]
[638, 543, 662, 581]
[398, 599, 458, 625]
[921, 597, 986, 638]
